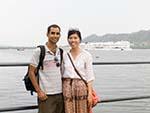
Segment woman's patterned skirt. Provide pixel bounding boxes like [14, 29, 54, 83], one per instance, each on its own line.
[63, 78, 89, 113]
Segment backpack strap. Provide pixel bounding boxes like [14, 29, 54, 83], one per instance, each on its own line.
[59, 48, 63, 65]
[37, 45, 45, 71]
[36, 45, 45, 85]
[28, 45, 45, 95]
[59, 48, 64, 78]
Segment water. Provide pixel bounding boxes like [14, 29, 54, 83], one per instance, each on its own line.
[0, 49, 150, 113]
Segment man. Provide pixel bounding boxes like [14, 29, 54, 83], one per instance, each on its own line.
[29, 24, 64, 113]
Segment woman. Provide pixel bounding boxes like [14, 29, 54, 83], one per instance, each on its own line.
[62, 29, 95, 113]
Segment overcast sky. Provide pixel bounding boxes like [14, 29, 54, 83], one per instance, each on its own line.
[0, 0, 150, 46]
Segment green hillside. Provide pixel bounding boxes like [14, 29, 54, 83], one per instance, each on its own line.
[83, 30, 150, 49]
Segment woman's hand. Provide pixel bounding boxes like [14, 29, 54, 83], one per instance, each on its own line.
[87, 91, 92, 108]
[87, 81, 93, 108]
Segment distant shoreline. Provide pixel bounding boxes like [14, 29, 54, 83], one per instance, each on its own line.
[0, 47, 150, 50]
[0, 46, 36, 49]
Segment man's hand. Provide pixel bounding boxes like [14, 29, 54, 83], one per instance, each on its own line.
[37, 90, 48, 101]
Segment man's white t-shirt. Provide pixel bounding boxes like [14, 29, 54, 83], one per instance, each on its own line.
[30, 45, 62, 95]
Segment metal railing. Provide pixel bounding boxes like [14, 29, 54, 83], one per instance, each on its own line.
[1, 61, 150, 67]
[0, 61, 150, 112]
[0, 96, 150, 112]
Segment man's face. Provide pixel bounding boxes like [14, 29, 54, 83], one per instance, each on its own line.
[47, 27, 60, 44]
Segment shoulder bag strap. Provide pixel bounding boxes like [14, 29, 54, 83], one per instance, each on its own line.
[67, 53, 87, 86]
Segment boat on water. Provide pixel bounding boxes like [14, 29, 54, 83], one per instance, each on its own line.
[81, 41, 132, 51]
[17, 48, 25, 51]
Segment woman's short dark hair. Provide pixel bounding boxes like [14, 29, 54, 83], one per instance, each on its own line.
[67, 29, 82, 41]
[47, 24, 61, 34]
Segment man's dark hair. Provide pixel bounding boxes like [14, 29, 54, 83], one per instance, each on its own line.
[67, 29, 82, 41]
[47, 24, 61, 34]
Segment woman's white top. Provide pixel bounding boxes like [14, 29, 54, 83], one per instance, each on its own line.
[63, 49, 95, 82]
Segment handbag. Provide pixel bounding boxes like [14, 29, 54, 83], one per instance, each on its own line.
[67, 53, 100, 107]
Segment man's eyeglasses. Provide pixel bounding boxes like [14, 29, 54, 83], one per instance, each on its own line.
[54, 56, 60, 67]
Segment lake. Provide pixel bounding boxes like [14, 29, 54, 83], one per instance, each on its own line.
[0, 49, 150, 113]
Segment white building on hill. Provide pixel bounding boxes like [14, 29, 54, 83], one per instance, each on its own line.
[81, 41, 132, 50]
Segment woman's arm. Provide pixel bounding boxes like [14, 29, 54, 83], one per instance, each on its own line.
[29, 65, 48, 101]
[87, 80, 93, 107]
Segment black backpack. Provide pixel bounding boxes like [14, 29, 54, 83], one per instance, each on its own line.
[23, 45, 45, 95]
[23, 45, 63, 95]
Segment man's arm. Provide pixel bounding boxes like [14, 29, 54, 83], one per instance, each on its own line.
[29, 65, 48, 101]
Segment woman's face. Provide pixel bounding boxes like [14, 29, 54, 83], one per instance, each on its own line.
[68, 33, 80, 49]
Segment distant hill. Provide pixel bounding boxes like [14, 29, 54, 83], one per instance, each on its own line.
[82, 30, 150, 49]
